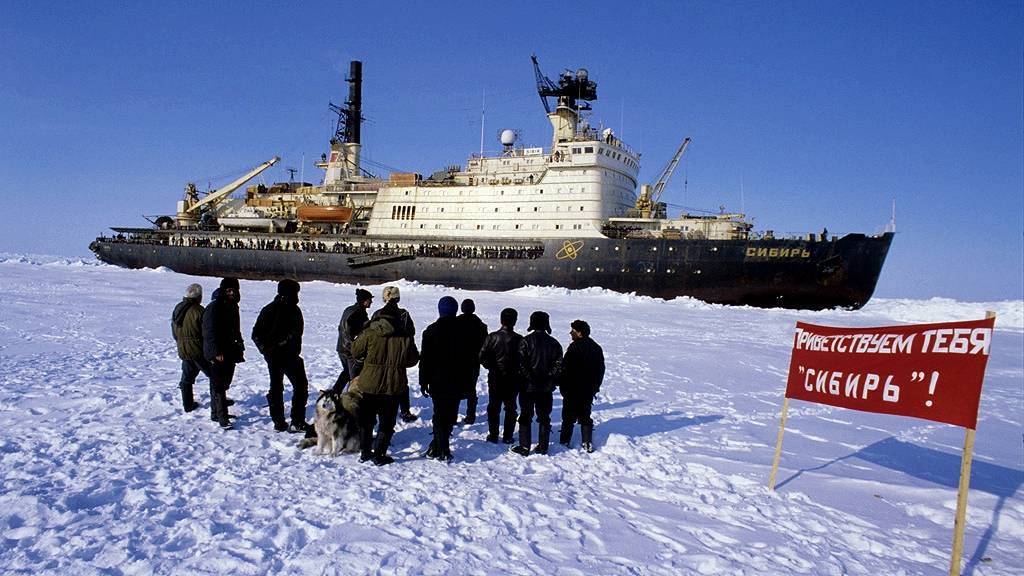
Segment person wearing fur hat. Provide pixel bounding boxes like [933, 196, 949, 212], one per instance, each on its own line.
[558, 319, 605, 453]
[202, 277, 245, 429]
[479, 307, 524, 443]
[370, 285, 419, 422]
[252, 279, 309, 433]
[455, 298, 487, 425]
[419, 295, 465, 461]
[353, 285, 420, 466]
[334, 288, 373, 391]
[511, 310, 563, 456]
[171, 283, 209, 413]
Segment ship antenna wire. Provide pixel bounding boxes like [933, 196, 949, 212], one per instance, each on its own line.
[480, 90, 486, 156]
[740, 176, 745, 215]
[620, 99, 624, 141]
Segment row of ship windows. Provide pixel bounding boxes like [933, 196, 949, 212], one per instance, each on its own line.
[392, 223, 587, 230]
[391, 204, 588, 219]
[441, 263, 699, 274]
[569, 146, 638, 170]
[402, 186, 588, 196]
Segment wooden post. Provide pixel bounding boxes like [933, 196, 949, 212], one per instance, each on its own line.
[949, 427, 976, 576]
[948, 310, 993, 576]
[768, 397, 790, 490]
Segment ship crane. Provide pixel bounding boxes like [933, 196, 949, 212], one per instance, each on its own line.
[635, 137, 691, 218]
[176, 156, 280, 225]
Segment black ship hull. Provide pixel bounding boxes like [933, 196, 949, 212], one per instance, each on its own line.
[90, 231, 893, 310]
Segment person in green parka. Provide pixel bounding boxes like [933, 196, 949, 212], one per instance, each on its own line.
[171, 283, 209, 413]
[351, 285, 419, 466]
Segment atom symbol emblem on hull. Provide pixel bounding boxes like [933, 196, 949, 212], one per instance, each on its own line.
[556, 240, 584, 260]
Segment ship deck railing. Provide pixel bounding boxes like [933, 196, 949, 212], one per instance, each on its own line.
[94, 231, 544, 261]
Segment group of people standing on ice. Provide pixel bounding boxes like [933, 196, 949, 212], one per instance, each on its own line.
[170, 278, 604, 465]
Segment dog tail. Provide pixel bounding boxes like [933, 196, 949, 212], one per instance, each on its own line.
[297, 437, 317, 450]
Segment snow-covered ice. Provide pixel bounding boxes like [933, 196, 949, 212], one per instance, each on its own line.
[0, 255, 1021, 575]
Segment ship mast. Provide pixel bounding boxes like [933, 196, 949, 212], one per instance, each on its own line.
[531, 55, 597, 148]
[325, 61, 364, 185]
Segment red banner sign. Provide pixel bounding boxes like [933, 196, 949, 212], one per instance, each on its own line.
[785, 318, 995, 429]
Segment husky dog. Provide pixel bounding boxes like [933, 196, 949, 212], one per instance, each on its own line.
[298, 389, 361, 455]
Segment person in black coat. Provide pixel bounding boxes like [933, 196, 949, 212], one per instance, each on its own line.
[252, 279, 309, 433]
[419, 296, 465, 461]
[511, 311, 563, 456]
[202, 277, 245, 429]
[455, 299, 488, 424]
[479, 307, 523, 444]
[334, 288, 373, 391]
[558, 319, 605, 452]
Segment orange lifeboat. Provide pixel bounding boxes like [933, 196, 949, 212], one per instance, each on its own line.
[295, 205, 354, 223]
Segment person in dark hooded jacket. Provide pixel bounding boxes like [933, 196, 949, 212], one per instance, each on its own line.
[419, 296, 465, 460]
[252, 279, 309, 433]
[202, 277, 245, 429]
[479, 307, 523, 443]
[511, 311, 562, 456]
[171, 283, 208, 413]
[455, 298, 487, 424]
[558, 319, 605, 452]
[334, 288, 373, 391]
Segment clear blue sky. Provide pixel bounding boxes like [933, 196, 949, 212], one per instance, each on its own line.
[2, 1, 1021, 301]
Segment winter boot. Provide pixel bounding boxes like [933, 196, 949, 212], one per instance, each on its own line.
[463, 396, 477, 425]
[581, 424, 594, 453]
[425, 438, 439, 459]
[439, 430, 453, 462]
[533, 424, 551, 455]
[267, 393, 286, 429]
[502, 410, 518, 444]
[373, 429, 396, 466]
[486, 411, 500, 442]
[180, 383, 198, 413]
[559, 424, 573, 447]
[510, 426, 532, 457]
[374, 430, 394, 462]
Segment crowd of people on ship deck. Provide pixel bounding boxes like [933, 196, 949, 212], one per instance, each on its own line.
[104, 231, 544, 260]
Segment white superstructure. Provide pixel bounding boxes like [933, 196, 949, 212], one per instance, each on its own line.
[364, 117, 639, 238]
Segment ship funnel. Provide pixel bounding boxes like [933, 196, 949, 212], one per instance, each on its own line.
[345, 60, 362, 144]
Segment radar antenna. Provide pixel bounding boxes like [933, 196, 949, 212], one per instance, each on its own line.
[530, 54, 597, 114]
